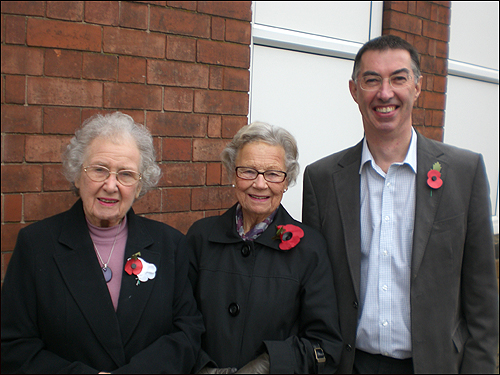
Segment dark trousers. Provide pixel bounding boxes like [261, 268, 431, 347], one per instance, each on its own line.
[353, 349, 414, 374]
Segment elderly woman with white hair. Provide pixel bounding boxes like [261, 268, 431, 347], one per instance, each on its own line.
[1, 112, 204, 373]
[187, 122, 343, 374]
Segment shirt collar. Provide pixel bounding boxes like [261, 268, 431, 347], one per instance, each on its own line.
[359, 127, 418, 174]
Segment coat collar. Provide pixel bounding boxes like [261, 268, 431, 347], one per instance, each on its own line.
[411, 131, 447, 278]
[207, 203, 299, 251]
[54, 199, 156, 367]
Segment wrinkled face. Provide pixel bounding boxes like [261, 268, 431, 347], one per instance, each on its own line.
[349, 49, 421, 138]
[233, 142, 288, 230]
[75, 136, 142, 227]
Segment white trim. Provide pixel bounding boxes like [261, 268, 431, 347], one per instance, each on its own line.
[448, 60, 499, 84]
[369, 1, 384, 39]
[252, 23, 363, 60]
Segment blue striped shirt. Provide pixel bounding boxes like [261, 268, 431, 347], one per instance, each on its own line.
[356, 128, 417, 359]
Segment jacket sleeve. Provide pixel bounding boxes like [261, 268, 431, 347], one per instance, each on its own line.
[263, 233, 343, 373]
[459, 154, 499, 373]
[113, 234, 204, 374]
[1, 228, 99, 374]
[302, 165, 322, 232]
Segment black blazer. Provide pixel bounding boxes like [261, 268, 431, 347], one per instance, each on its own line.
[302, 131, 498, 373]
[187, 203, 343, 373]
[1, 200, 204, 374]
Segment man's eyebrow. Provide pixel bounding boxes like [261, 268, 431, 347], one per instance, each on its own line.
[361, 68, 410, 77]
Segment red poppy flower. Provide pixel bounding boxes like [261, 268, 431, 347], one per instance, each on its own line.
[275, 224, 304, 250]
[427, 169, 443, 189]
[125, 258, 143, 275]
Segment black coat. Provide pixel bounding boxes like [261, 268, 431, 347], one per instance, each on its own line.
[1, 200, 204, 374]
[187, 204, 343, 373]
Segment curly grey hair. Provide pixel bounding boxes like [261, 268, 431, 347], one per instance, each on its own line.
[221, 121, 300, 187]
[62, 112, 161, 198]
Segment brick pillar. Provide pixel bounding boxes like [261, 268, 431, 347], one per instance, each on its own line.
[382, 1, 451, 141]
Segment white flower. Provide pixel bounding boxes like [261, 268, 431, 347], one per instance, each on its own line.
[136, 257, 157, 282]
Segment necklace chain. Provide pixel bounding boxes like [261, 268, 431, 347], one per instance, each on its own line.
[93, 220, 122, 269]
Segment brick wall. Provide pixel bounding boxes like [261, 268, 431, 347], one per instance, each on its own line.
[382, 1, 451, 141]
[1, 1, 252, 282]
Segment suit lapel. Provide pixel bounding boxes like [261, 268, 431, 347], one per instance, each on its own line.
[116, 211, 157, 345]
[412, 133, 447, 278]
[334, 142, 363, 299]
[54, 201, 126, 367]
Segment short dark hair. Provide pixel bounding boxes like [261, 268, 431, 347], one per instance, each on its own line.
[351, 35, 421, 81]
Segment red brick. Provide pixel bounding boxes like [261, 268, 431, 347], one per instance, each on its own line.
[423, 91, 446, 110]
[147, 112, 207, 137]
[132, 189, 161, 214]
[1, 45, 43, 75]
[198, 1, 252, 21]
[82, 109, 145, 126]
[3, 194, 22, 222]
[43, 107, 81, 134]
[162, 188, 191, 212]
[222, 116, 246, 138]
[1, 1, 45, 16]
[46, 1, 84, 21]
[5, 15, 26, 44]
[421, 55, 447, 75]
[84, 1, 119, 26]
[43, 164, 71, 191]
[27, 18, 101, 51]
[208, 115, 222, 138]
[103, 27, 165, 58]
[431, 3, 451, 24]
[435, 40, 448, 58]
[120, 1, 148, 30]
[412, 108, 425, 126]
[1, 223, 29, 253]
[416, 1, 431, 19]
[166, 1, 196, 11]
[1, 134, 25, 162]
[211, 17, 225, 41]
[159, 163, 206, 187]
[1, 105, 43, 133]
[118, 56, 146, 84]
[44, 49, 82, 79]
[209, 66, 223, 89]
[24, 192, 78, 221]
[25, 134, 72, 162]
[164, 87, 194, 112]
[166, 35, 196, 62]
[191, 186, 235, 210]
[383, 10, 422, 35]
[197, 40, 250, 68]
[223, 67, 249, 92]
[1, 164, 43, 193]
[150, 7, 210, 38]
[5, 75, 25, 104]
[225, 19, 251, 45]
[162, 138, 192, 161]
[206, 162, 221, 185]
[160, 211, 204, 234]
[420, 126, 443, 142]
[83, 53, 117, 81]
[103, 82, 162, 110]
[424, 108, 433, 126]
[433, 75, 447, 93]
[422, 20, 449, 42]
[384, 1, 408, 12]
[194, 90, 249, 115]
[147, 60, 209, 88]
[28, 77, 102, 107]
[193, 139, 227, 161]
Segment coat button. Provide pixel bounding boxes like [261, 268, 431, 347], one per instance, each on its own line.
[228, 303, 240, 316]
[241, 244, 251, 257]
[346, 344, 352, 351]
[353, 301, 358, 309]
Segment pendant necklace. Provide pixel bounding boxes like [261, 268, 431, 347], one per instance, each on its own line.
[93, 220, 122, 283]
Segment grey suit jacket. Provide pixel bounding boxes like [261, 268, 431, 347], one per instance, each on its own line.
[302, 131, 498, 373]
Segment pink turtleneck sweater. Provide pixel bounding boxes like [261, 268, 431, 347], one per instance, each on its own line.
[87, 216, 128, 310]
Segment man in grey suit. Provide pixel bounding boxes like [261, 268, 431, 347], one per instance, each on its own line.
[302, 35, 498, 374]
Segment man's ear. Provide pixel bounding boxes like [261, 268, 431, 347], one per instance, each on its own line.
[349, 80, 359, 104]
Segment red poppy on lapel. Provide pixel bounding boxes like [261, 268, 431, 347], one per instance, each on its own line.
[427, 162, 443, 191]
[273, 224, 304, 250]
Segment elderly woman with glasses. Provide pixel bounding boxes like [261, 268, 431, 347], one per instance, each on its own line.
[1, 112, 204, 373]
[187, 122, 343, 374]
